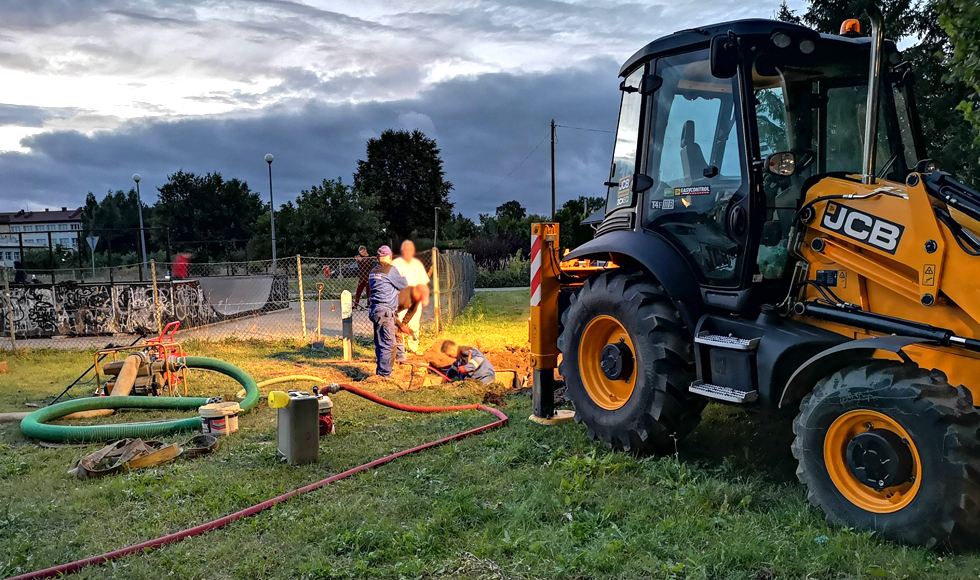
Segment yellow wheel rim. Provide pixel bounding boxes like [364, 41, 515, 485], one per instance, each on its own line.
[824, 409, 922, 514]
[578, 316, 636, 411]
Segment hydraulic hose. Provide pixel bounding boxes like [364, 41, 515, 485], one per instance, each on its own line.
[8, 384, 508, 580]
[19, 357, 259, 443]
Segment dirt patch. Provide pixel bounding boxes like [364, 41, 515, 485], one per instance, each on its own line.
[481, 390, 506, 406]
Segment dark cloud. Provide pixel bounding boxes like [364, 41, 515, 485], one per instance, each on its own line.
[0, 104, 83, 127]
[0, 60, 620, 218]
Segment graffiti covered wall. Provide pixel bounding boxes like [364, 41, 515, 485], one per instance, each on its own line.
[0, 276, 288, 338]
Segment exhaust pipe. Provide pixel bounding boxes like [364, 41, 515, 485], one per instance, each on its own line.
[861, 3, 885, 185]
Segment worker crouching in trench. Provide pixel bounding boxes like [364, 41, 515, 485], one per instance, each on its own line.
[436, 340, 496, 384]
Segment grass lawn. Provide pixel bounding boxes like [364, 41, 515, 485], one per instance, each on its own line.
[1, 290, 979, 579]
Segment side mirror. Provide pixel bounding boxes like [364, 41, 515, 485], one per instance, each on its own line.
[632, 174, 654, 194]
[640, 74, 663, 95]
[766, 152, 796, 176]
[710, 34, 739, 79]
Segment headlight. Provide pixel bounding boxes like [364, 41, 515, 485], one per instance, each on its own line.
[772, 32, 792, 49]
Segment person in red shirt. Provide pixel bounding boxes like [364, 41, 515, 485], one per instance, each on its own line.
[172, 253, 192, 279]
[354, 245, 374, 310]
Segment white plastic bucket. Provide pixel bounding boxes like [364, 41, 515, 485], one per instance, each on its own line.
[199, 402, 241, 436]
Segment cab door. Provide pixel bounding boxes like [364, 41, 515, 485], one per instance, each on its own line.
[642, 49, 751, 291]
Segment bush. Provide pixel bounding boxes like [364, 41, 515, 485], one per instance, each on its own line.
[475, 253, 529, 288]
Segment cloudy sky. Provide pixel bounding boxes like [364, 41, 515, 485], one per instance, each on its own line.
[0, 0, 799, 218]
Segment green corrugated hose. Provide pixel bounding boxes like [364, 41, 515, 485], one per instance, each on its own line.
[20, 356, 259, 443]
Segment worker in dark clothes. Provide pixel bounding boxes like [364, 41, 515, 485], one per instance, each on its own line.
[395, 284, 429, 360]
[368, 245, 409, 377]
[439, 340, 496, 384]
[13, 261, 26, 284]
[353, 245, 374, 310]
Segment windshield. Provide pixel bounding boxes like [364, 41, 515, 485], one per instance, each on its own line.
[751, 44, 921, 279]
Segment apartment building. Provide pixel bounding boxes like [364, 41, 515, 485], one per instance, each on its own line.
[0, 207, 83, 267]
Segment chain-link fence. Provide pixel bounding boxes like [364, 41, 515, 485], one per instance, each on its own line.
[0, 251, 476, 352]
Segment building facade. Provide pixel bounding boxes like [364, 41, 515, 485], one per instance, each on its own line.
[0, 207, 83, 267]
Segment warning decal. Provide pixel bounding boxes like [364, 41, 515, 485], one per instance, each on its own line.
[923, 264, 936, 286]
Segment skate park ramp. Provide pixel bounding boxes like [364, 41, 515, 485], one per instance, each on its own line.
[197, 276, 287, 317]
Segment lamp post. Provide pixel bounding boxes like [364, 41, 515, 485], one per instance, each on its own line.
[265, 153, 277, 274]
[133, 173, 149, 281]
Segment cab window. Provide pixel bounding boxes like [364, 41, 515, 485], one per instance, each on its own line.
[605, 67, 644, 213]
[645, 49, 747, 287]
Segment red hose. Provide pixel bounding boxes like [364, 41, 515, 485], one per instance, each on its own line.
[7, 385, 508, 580]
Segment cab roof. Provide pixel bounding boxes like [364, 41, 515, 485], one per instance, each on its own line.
[619, 18, 883, 76]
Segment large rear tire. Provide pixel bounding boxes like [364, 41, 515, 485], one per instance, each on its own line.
[792, 361, 980, 549]
[558, 270, 705, 454]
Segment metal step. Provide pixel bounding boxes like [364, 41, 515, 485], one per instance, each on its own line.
[695, 333, 760, 351]
[689, 380, 758, 403]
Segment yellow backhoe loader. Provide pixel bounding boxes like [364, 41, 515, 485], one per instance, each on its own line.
[529, 6, 980, 548]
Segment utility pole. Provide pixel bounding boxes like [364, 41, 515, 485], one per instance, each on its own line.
[550, 119, 556, 220]
[433, 206, 439, 249]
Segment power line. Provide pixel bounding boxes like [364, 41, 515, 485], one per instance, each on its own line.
[472, 131, 550, 202]
[555, 124, 614, 134]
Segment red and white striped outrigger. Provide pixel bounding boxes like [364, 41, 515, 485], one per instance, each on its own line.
[528, 222, 619, 424]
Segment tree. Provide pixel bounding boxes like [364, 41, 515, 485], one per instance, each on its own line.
[495, 200, 526, 221]
[556, 196, 604, 250]
[246, 204, 297, 261]
[799, 0, 980, 184]
[939, 0, 980, 140]
[353, 129, 454, 242]
[910, 2, 980, 183]
[151, 170, 265, 260]
[802, 0, 920, 40]
[289, 179, 383, 256]
[439, 212, 478, 249]
[776, 0, 802, 23]
[81, 189, 148, 259]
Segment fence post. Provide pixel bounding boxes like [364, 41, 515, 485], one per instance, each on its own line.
[446, 258, 454, 323]
[3, 269, 16, 349]
[150, 259, 162, 334]
[297, 254, 307, 341]
[431, 247, 441, 333]
[341, 290, 353, 361]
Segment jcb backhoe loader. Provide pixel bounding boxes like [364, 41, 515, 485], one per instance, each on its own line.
[530, 6, 980, 548]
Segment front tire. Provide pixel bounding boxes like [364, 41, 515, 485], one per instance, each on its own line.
[558, 270, 705, 454]
[793, 361, 980, 549]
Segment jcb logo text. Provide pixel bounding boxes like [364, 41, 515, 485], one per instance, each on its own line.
[821, 202, 904, 254]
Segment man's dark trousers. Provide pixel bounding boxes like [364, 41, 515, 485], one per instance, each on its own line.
[370, 307, 397, 377]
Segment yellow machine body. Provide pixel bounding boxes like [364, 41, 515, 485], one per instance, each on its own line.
[797, 175, 980, 395]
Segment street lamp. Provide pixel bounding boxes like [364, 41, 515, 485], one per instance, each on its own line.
[265, 153, 277, 274]
[133, 173, 149, 280]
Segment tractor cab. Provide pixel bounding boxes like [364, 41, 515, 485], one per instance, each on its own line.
[601, 19, 924, 307]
